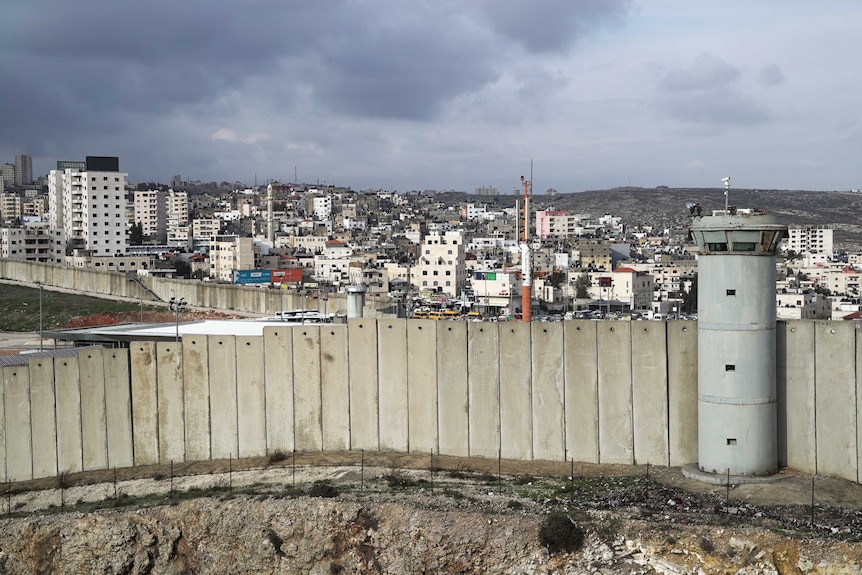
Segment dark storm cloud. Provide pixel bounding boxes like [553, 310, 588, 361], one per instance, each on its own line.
[475, 0, 633, 53]
[0, 0, 632, 176]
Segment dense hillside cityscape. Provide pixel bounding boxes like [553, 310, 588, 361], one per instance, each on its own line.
[2, 152, 860, 322]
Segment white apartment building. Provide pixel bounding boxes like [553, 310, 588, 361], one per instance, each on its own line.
[47, 157, 128, 257]
[585, 268, 654, 311]
[463, 203, 488, 220]
[167, 190, 189, 228]
[134, 189, 188, 239]
[134, 190, 167, 237]
[785, 225, 833, 257]
[312, 196, 332, 220]
[209, 235, 257, 281]
[415, 231, 467, 296]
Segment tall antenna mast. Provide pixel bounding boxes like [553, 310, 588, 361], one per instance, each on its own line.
[520, 174, 532, 322]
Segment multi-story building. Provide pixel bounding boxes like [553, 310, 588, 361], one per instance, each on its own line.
[1, 164, 15, 189]
[0, 225, 64, 263]
[415, 230, 467, 296]
[47, 156, 128, 257]
[578, 268, 654, 311]
[191, 218, 222, 252]
[536, 210, 589, 240]
[14, 154, 32, 186]
[574, 238, 612, 271]
[0, 192, 22, 223]
[785, 225, 833, 258]
[167, 190, 189, 228]
[312, 195, 332, 220]
[134, 189, 167, 238]
[209, 235, 257, 281]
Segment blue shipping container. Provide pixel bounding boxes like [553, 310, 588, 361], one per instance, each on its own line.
[233, 269, 272, 284]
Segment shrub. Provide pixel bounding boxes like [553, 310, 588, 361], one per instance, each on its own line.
[539, 513, 585, 555]
[309, 481, 338, 498]
[268, 450, 288, 466]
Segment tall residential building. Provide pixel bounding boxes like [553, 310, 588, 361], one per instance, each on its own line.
[14, 154, 32, 186]
[785, 225, 833, 257]
[415, 230, 467, 296]
[47, 156, 128, 256]
[133, 189, 167, 237]
[1, 164, 14, 188]
[167, 189, 189, 228]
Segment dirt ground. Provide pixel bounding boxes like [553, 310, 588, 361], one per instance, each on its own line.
[4, 451, 861, 543]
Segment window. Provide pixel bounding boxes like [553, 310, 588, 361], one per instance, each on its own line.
[726, 289, 736, 296]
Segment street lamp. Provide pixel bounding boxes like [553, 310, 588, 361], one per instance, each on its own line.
[169, 293, 187, 342]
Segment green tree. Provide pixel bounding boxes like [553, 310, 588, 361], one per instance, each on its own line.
[574, 272, 591, 299]
[174, 259, 192, 279]
[129, 221, 144, 246]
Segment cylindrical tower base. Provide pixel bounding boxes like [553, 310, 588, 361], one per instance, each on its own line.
[345, 285, 367, 319]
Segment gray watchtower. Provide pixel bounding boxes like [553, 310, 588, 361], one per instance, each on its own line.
[689, 205, 787, 476]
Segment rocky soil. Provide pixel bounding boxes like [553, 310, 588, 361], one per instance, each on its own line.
[1, 456, 861, 574]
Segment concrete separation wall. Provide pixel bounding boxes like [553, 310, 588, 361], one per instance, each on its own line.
[0, 319, 860, 487]
[0, 260, 395, 318]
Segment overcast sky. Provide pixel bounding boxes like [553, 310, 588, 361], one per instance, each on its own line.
[1, 1, 859, 192]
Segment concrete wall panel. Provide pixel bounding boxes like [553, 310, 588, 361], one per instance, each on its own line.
[631, 323, 669, 466]
[156, 342, 185, 464]
[499, 323, 532, 460]
[379, 320, 408, 451]
[55, 355, 83, 473]
[237, 336, 267, 458]
[208, 336, 238, 459]
[564, 321, 599, 463]
[777, 322, 815, 473]
[532, 323, 566, 461]
[29, 357, 58, 478]
[0, 366, 5, 483]
[438, 321, 469, 457]
[468, 323, 500, 459]
[815, 322, 857, 480]
[407, 320, 437, 453]
[597, 322, 633, 464]
[130, 343, 159, 466]
[348, 319, 378, 451]
[182, 335, 211, 461]
[667, 322, 698, 466]
[79, 349, 108, 471]
[320, 327, 350, 451]
[263, 327, 293, 453]
[292, 326, 322, 451]
[103, 349, 133, 469]
[4, 366, 32, 481]
[858, 330, 862, 484]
